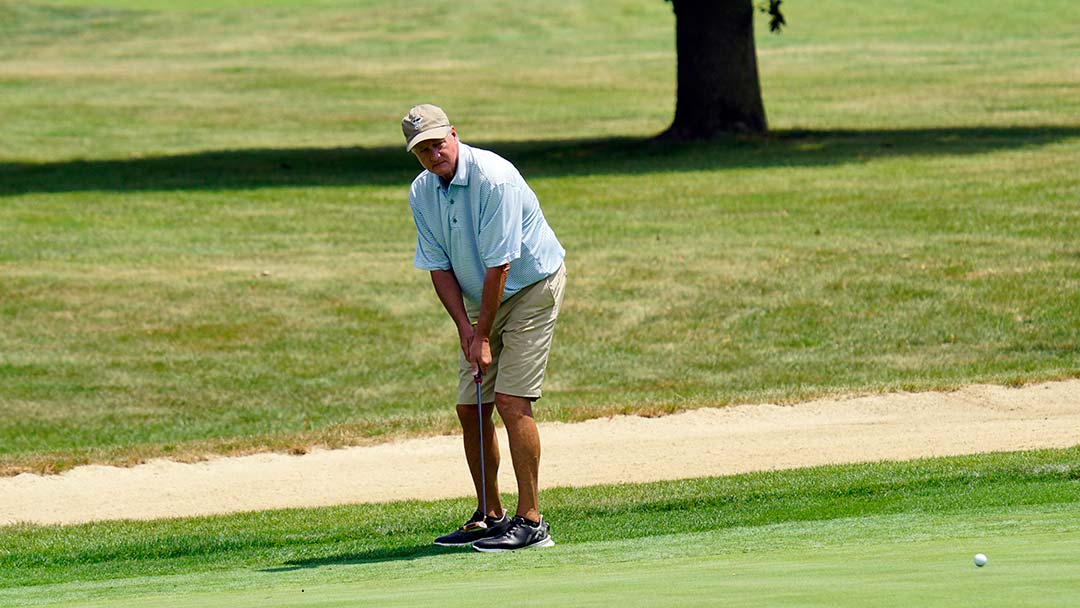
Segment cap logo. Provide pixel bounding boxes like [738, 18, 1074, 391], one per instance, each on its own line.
[409, 114, 424, 129]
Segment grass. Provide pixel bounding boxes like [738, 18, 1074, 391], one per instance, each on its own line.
[12, 531, 1080, 607]
[1, 447, 1078, 606]
[2, 2, 1077, 605]
[1, 0, 1077, 473]
[1, 1, 1077, 605]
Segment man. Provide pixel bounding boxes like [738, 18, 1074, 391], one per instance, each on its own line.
[402, 104, 566, 552]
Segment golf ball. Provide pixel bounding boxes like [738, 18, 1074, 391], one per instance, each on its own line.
[974, 553, 988, 567]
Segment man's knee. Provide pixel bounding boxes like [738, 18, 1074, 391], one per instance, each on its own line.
[495, 393, 534, 422]
[458, 401, 497, 419]
[457, 402, 484, 424]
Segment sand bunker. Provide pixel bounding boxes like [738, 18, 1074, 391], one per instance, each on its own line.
[3, 380, 1078, 526]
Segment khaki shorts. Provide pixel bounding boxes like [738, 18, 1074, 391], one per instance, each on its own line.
[457, 264, 566, 404]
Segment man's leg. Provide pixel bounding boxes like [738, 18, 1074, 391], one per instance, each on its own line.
[456, 401, 503, 518]
[494, 393, 541, 522]
[432, 400, 509, 547]
[471, 392, 554, 552]
[470, 267, 564, 551]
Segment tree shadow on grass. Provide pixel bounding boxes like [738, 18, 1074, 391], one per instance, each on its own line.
[2, 126, 1078, 197]
[259, 544, 461, 572]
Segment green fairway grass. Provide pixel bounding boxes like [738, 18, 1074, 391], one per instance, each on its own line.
[1, 0, 1077, 474]
[14, 524, 1080, 608]
[2, 448, 1078, 607]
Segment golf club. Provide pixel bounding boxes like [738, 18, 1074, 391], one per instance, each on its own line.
[462, 371, 488, 532]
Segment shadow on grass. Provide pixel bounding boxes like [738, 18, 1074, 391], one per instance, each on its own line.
[260, 543, 460, 572]
[2, 126, 1078, 196]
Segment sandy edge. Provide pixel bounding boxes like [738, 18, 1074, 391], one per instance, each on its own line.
[3, 379, 1079, 526]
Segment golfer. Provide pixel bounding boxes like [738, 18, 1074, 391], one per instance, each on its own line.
[402, 104, 566, 552]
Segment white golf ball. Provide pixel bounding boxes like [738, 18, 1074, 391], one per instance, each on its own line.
[974, 553, 988, 567]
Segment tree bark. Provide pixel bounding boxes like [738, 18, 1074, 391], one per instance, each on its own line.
[659, 0, 768, 140]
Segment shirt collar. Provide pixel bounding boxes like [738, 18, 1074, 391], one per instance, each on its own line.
[449, 142, 470, 187]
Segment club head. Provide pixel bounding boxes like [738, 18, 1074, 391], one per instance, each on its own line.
[462, 520, 488, 532]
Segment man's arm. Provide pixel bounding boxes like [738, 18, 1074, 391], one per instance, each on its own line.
[430, 269, 474, 360]
[470, 263, 510, 375]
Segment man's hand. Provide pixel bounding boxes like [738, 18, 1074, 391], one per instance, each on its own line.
[469, 334, 493, 376]
[457, 322, 476, 362]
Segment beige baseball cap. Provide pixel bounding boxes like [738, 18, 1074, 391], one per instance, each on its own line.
[402, 104, 453, 152]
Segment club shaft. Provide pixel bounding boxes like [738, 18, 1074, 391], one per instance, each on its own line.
[476, 375, 486, 517]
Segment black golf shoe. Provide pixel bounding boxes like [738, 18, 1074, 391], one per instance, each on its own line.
[472, 515, 555, 552]
[433, 511, 511, 547]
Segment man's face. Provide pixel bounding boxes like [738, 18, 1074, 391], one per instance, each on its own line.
[411, 130, 459, 180]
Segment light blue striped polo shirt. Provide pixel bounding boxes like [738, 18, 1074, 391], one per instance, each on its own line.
[410, 142, 565, 308]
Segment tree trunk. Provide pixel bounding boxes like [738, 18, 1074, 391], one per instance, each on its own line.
[659, 0, 768, 140]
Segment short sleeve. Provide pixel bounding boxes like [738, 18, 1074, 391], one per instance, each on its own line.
[477, 183, 523, 268]
[411, 201, 450, 271]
